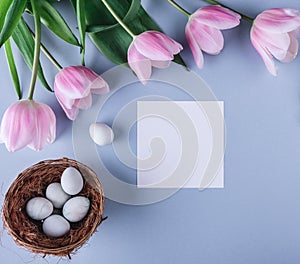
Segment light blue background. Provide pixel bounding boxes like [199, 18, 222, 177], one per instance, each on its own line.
[1, 0, 300, 263]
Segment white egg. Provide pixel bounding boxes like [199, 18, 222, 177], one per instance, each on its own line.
[89, 122, 114, 146]
[63, 196, 90, 222]
[46, 183, 71, 208]
[42, 215, 70, 238]
[61, 167, 84, 195]
[26, 197, 53, 221]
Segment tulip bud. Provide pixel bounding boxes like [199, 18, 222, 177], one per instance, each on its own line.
[250, 8, 300, 75]
[185, 5, 241, 69]
[54, 66, 109, 120]
[128, 31, 183, 84]
[0, 100, 56, 152]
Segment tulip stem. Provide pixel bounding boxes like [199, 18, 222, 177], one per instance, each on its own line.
[168, 0, 191, 17]
[202, 0, 254, 22]
[28, 0, 41, 100]
[101, 0, 136, 38]
[40, 43, 63, 71]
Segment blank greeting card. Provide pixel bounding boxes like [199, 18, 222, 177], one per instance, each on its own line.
[137, 101, 224, 189]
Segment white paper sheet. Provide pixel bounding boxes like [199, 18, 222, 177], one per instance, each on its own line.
[137, 101, 224, 188]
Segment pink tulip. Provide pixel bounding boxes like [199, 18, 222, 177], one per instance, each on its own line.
[185, 5, 241, 68]
[0, 100, 56, 152]
[54, 66, 109, 120]
[250, 8, 300, 76]
[127, 31, 183, 84]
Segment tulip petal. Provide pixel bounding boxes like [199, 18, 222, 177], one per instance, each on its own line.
[151, 60, 171, 69]
[8, 104, 35, 151]
[1, 101, 35, 152]
[255, 8, 300, 33]
[134, 32, 175, 60]
[251, 25, 298, 63]
[185, 24, 204, 68]
[255, 27, 290, 52]
[28, 106, 50, 151]
[265, 43, 288, 61]
[0, 100, 56, 152]
[127, 31, 180, 83]
[73, 93, 92, 110]
[56, 93, 79, 121]
[128, 43, 152, 84]
[250, 8, 300, 75]
[27, 102, 56, 151]
[281, 33, 298, 62]
[90, 78, 110, 95]
[190, 22, 224, 54]
[81, 66, 101, 83]
[151, 31, 183, 55]
[54, 66, 109, 120]
[54, 66, 101, 99]
[250, 28, 277, 76]
[253, 28, 290, 61]
[55, 67, 89, 99]
[54, 83, 75, 109]
[193, 5, 241, 30]
[46, 105, 56, 144]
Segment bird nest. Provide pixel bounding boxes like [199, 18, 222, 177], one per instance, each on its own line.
[2, 158, 105, 257]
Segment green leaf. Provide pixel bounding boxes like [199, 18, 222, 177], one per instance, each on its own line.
[0, 0, 13, 32]
[86, 24, 111, 33]
[28, 1, 80, 46]
[0, 0, 27, 47]
[84, 0, 186, 67]
[4, 38, 22, 99]
[86, 0, 141, 33]
[12, 18, 52, 92]
[77, 0, 86, 65]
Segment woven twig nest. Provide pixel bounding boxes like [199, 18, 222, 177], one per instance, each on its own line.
[2, 158, 105, 257]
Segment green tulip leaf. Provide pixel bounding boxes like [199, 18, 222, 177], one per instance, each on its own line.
[0, 0, 13, 32]
[0, 0, 27, 47]
[12, 18, 52, 92]
[28, 1, 80, 46]
[77, 0, 186, 67]
[4, 38, 22, 99]
[85, 0, 141, 34]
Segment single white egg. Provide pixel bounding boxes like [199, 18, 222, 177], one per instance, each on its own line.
[61, 167, 84, 195]
[89, 122, 114, 146]
[42, 215, 70, 238]
[46, 183, 71, 208]
[63, 196, 90, 222]
[26, 197, 53, 221]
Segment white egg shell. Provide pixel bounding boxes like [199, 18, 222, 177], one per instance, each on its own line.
[26, 197, 53, 221]
[89, 122, 114, 146]
[61, 167, 84, 195]
[43, 215, 70, 238]
[46, 183, 71, 208]
[63, 196, 90, 222]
